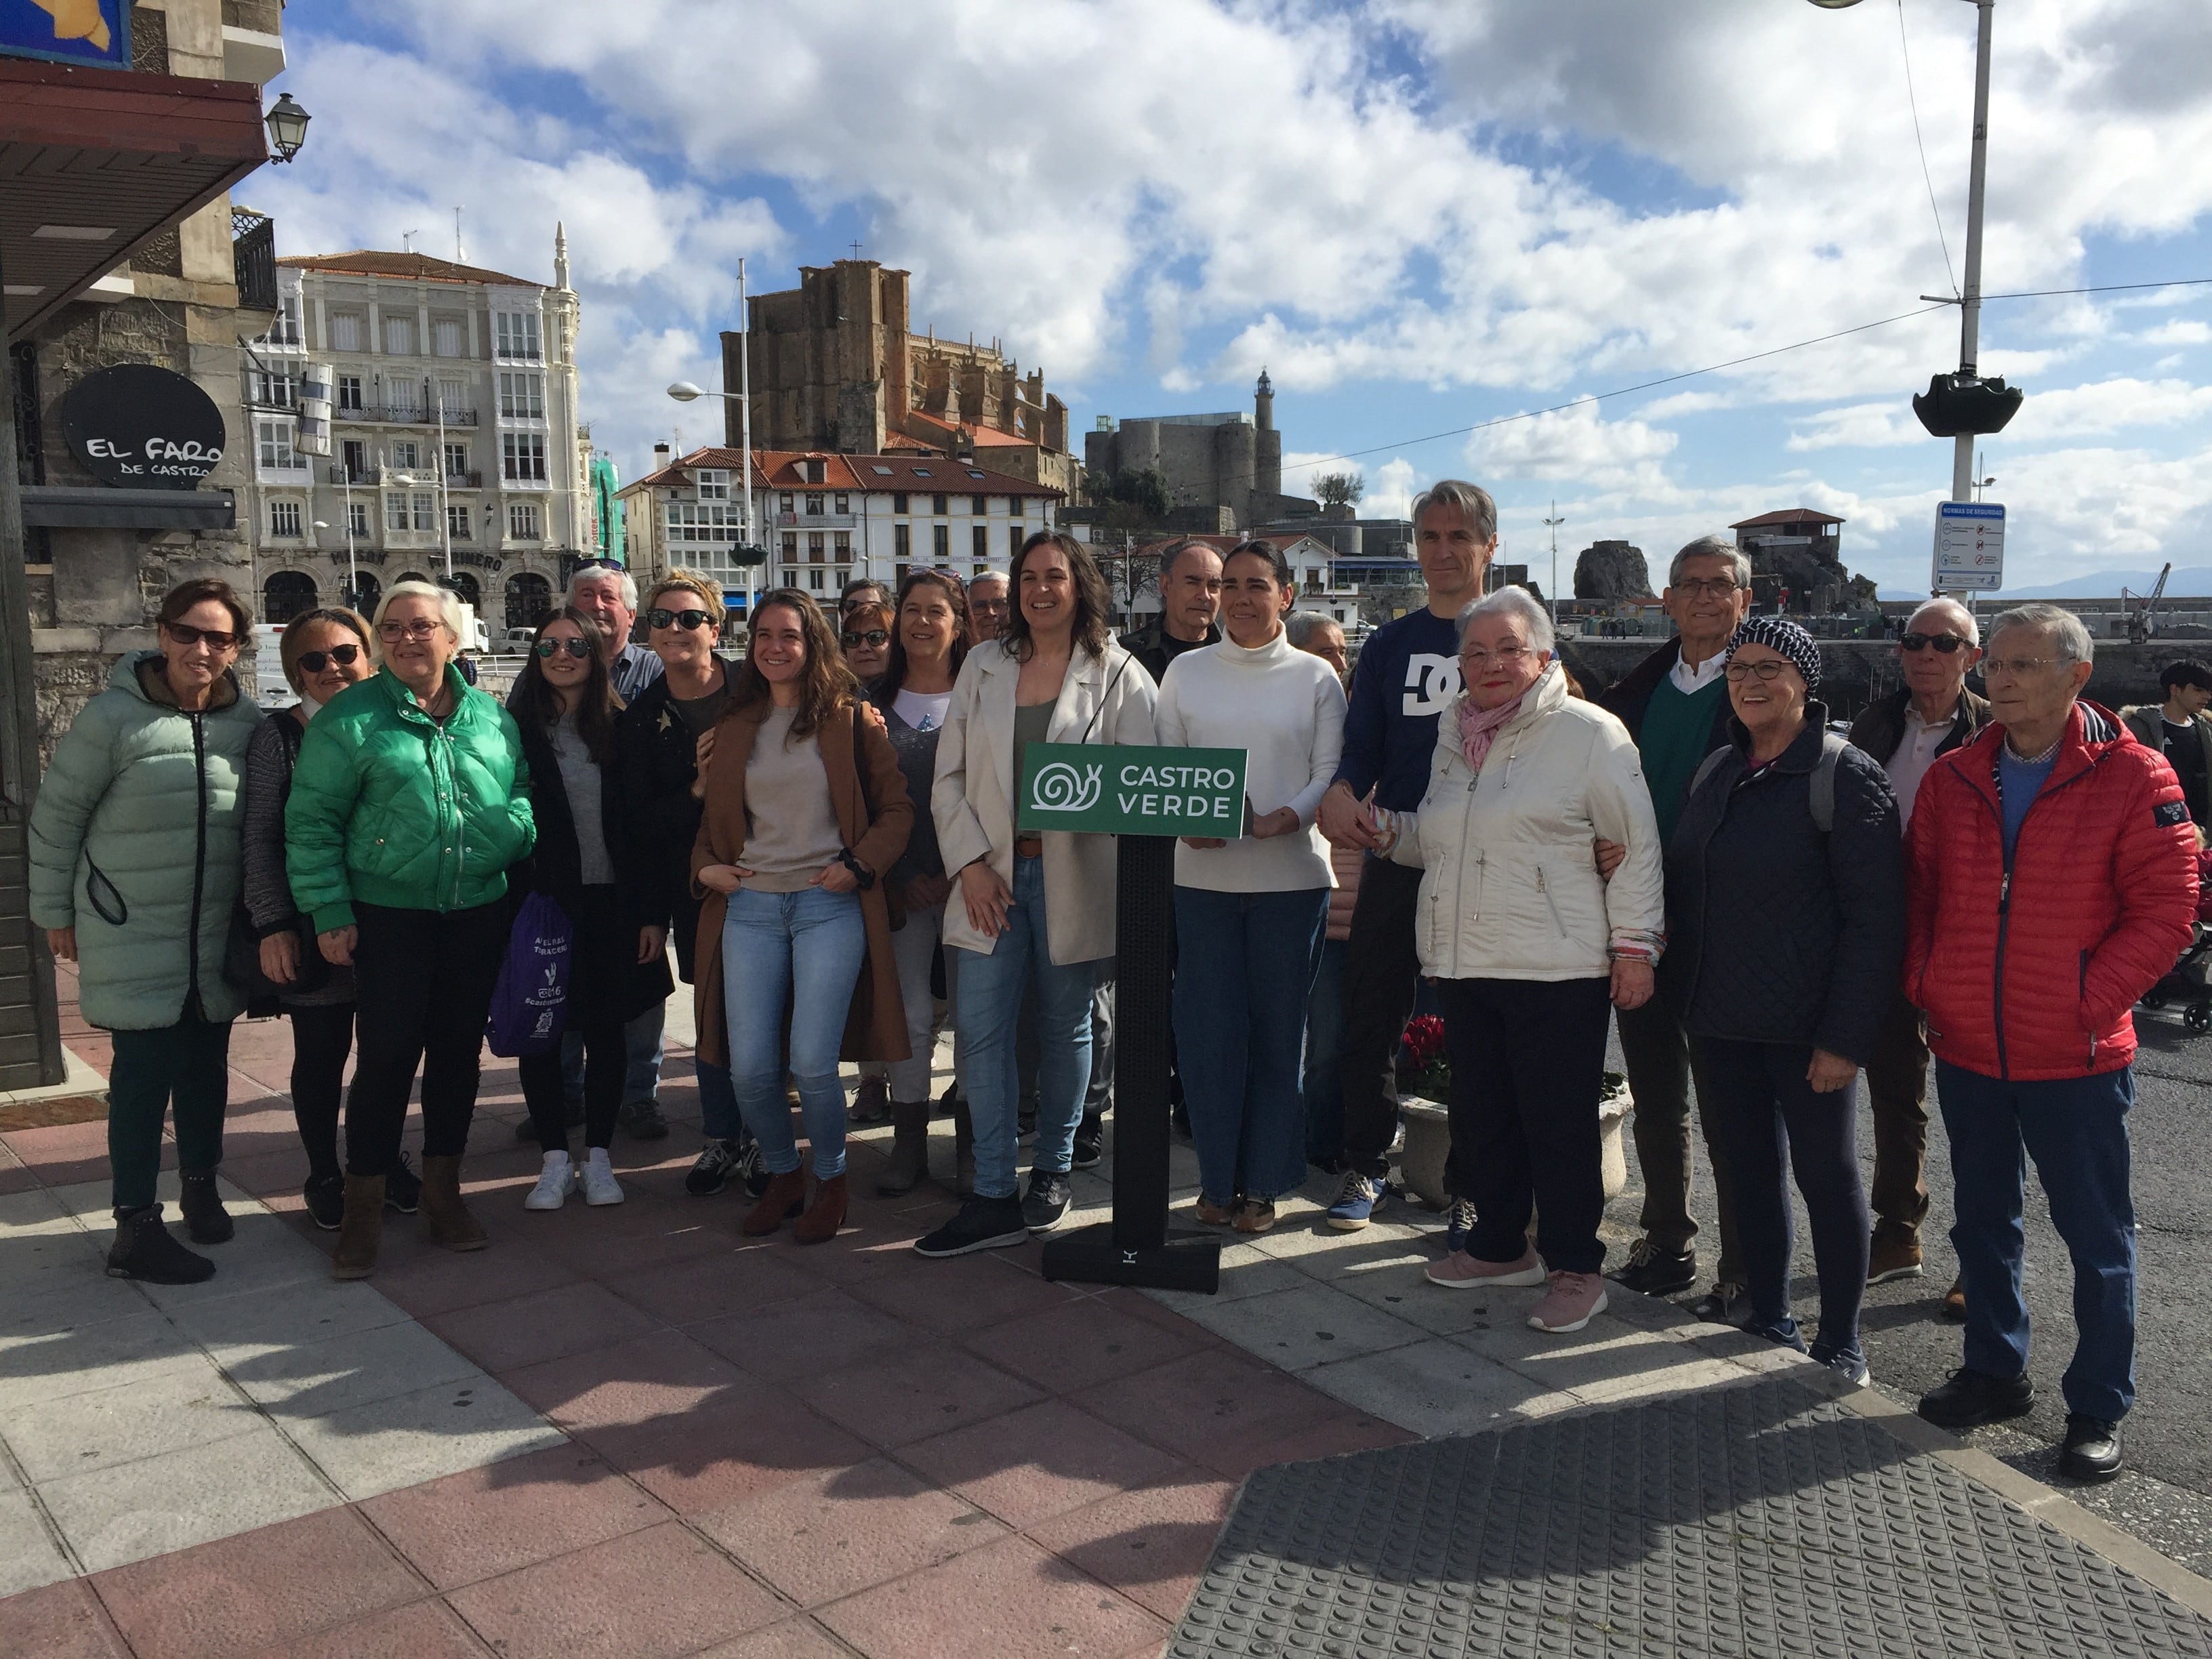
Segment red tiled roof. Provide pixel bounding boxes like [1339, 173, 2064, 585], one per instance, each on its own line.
[275, 249, 544, 288]
[621, 447, 1061, 498]
[903, 407, 1030, 447]
[1729, 508, 1845, 531]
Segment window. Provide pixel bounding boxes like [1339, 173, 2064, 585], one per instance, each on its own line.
[386, 377, 420, 419]
[697, 468, 729, 501]
[807, 569, 825, 591]
[447, 504, 472, 541]
[912, 467, 933, 478]
[667, 502, 740, 544]
[255, 418, 298, 470]
[384, 493, 407, 533]
[432, 319, 464, 357]
[509, 503, 540, 539]
[411, 493, 435, 532]
[336, 375, 363, 413]
[804, 493, 824, 516]
[261, 293, 302, 346]
[834, 568, 849, 589]
[779, 492, 794, 513]
[390, 439, 421, 470]
[1008, 525, 1023, 556]
[382, 314, 415, 356]
[933, 524, 949, 559]
[501, 433, 546, 482]
[972, 525, 988, 560]
[808, 533, 825, 563]
[1309, 567, 1324, 587]
[436, 378, 466, 419]
[834, 493, 849, 514]
[1010, 495, 1024, 518]
[443, 441, 469, 478]
[834, 532, 851, 558]
[780, 533, 798, 561]
[894, 524, 911, 560]
[972, 495, 987, 516]
[348, 501, 369, 538]
[329, 312, 363, 352]
[892, 492, 909, 514]
[932, 493, 948, 516]
[495, 311, 541, 360]
[269, 500, 302, 537]
[252, 367, 299, 408]
[497, 371, 544, 419]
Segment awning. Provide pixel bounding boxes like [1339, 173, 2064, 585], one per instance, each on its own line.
[20, 485, 235, 529]
[1, 58, 269, 340]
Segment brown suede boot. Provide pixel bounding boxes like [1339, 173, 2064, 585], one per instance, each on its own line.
[794, 1174, 848, 1244]
[951, 1100, 975, 1197]
[742, 1168, 807, 1236]
[876, 1100, 930, 1197]
[417, 1154, 489, 1252]
[331, 1175, 386, 1280]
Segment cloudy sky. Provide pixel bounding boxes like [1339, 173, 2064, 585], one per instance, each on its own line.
[251, 0, 2212, 594]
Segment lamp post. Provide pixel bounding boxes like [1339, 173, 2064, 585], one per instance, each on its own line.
[669, 261, 762, 628]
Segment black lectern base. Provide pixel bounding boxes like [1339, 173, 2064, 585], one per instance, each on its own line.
[1039, 1225, 1222, 1292]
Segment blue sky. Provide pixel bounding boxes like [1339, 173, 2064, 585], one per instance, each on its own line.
[247, 0, 2212, 596]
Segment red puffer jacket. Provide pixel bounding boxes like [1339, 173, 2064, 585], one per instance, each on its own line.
[1905, 702, 2197, 1080]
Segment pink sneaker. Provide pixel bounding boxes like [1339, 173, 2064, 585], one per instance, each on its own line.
[1426, 1247, 1546, 1290]
[1528, 1270, 1608, 1333]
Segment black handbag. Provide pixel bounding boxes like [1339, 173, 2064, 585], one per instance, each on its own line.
[224, 903, 333, 1004]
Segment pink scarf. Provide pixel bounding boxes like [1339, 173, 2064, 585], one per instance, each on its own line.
[1458, 687, 1531, 775]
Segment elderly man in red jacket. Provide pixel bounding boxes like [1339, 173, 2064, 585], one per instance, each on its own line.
[1905, 603, 2197, 1482]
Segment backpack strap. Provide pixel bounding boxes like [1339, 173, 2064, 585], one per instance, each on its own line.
[1687, 731, 1843, 832]
[1688, 743, 1732, 802]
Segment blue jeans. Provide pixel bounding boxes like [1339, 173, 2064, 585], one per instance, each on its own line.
[721, 886, 867, 1180]
[696, 1059, 741, 1143]
[1303, 936, 1347, 1165]
[954, 855, 1097, 1198]
[1936, 1059, 2137, 1421]
[1174, 886, 1328, 1204]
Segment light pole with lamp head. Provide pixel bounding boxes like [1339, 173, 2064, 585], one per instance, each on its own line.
[668, 259, 763, 633]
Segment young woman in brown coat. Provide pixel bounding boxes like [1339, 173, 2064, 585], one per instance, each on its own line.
[690, 590, 913, 1242]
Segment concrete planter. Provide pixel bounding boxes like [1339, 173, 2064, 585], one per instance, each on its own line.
[1395, 1077, 1637, 1209]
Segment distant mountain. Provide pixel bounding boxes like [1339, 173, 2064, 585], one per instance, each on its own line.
[1877, 568, 2212, 601]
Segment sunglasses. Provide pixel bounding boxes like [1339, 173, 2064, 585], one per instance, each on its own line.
[1901, 632, 1969, 654]
[297, 644, 362, 674]
[647, 607, 712, 632]
[379, 618, 443, 641]
[535, 636, 594, 659]
[571, 557, 625, 573]
[165, 622, 239, 651]
[970, 596, 1010, 613]
[842, 629, 889, 649]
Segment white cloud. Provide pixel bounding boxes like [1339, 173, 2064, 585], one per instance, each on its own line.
[1465, 403, 1678, 493]
[1365, 459, 1419, 522]
[1788, 405, 1924, 453]
[2142, 319, 2212, 346]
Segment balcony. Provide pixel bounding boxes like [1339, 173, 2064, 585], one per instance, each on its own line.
[445, 470, 483, 489]
[775, 512, 859, 529]
[325, 464, 376, 486]
[337, 404, 478, 427]
[232, 211, 276, 316]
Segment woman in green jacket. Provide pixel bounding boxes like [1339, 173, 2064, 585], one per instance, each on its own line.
[286, 580, 534, 1278]
[28, 579, 263, 1284]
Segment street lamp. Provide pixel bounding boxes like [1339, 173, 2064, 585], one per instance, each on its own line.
[264, 93, 311, 163]
[665, 258, 766, 626]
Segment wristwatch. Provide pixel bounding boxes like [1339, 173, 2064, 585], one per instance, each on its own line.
[838, 849, 876, 890]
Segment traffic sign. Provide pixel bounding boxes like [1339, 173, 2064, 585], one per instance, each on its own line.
[1933, 501, 2005, 592]
[1017, 743, 1248, 836]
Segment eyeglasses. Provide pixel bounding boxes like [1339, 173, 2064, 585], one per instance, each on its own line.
[164, 621, 239, 651]
[1725, 658, 1793, 682]
[970, 596, 1010, 613]
[1672, 577, 1741, 599]
[378, 618, 443, 642]
[841, 629, 890, 649]
[296, 644, 362, 674]
[1983, 656, 2064, 678]
[1458, 644, 1533, 670]
[535, 637, 593, 659]
[647, 607, 712, 632]
[1902, 632, 1969, 654]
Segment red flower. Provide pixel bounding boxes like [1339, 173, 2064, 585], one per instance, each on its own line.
[1401, 1014, 1446, 1069]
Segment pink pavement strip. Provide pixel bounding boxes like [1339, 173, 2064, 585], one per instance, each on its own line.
[0, 987, 1413, 1658]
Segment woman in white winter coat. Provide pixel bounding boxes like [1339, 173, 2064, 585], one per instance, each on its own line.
[1372, 586, 1664, 1334]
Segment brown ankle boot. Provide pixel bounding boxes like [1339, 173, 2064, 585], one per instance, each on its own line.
[331, 1175, 386, 1280]
[417, 1155, 489, 1252]
[742, 1168, 807, 1236]
[951, 1100, 975, 1197]
[877, 1100, 930, 1197]
[794, 1174, 848, 1244]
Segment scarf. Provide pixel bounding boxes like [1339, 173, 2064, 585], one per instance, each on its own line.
[1458, 685, 1531, 775]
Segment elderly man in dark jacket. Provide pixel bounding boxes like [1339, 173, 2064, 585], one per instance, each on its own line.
[1845, 596, 1991, 1294]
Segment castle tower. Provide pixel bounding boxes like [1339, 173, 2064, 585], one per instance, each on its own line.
[1253, 368, 1282, 513]
[1254, 367, 1273, 432]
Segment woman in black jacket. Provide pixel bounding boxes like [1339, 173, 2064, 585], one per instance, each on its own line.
[1665, 617, 1904, 1386]
[508, 607, 672, 1210]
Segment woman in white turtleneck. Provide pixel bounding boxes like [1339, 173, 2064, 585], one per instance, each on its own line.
[1155, 539, 1346, 1233]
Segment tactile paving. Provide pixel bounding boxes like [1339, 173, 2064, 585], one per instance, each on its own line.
[1170, 1374, 2212, 1658]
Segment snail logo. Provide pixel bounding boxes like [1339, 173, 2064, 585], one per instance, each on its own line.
[1029, 760, 1102, 813]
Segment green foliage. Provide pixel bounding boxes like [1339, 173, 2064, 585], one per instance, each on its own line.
[1313, 471, 1365, 510]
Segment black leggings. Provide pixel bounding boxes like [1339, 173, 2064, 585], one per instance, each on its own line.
[520, 885, 629, 1155]
[345, 901, 509, 1177]
[289, 1002, 356, 1183]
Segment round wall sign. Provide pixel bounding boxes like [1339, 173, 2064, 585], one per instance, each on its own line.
[58, 364, 227, 491]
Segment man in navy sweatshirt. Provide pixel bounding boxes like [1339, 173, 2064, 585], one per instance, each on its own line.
[1315, 480, 1496, 1228]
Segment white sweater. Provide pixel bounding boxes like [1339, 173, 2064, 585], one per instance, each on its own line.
[1155, 631, 1346, 893]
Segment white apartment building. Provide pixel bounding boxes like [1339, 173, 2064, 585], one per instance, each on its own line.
[621, 445, 1062, 619]
[241, 230, 590, 631]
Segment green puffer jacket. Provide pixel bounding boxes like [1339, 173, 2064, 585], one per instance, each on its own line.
[285, 665, 535, 932]
[28, 655, 264, 1030]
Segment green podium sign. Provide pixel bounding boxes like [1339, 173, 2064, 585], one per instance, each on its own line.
[1017, 743, 1248, 836]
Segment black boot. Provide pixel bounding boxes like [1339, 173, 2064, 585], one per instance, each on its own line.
[107, 1205, 216, 1284]
[384, 1152, 422, 1214]
[178, 1170, 234, 1244]
[1918, 1366, 2034, 1429]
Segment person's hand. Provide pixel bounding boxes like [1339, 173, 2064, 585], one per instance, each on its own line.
[259, 932, 300, 986]
[1610, 958, 1655, 1010]
[694, 726, 716, 775]
[45, 926, 76, 962]
[903, 871, 953, 909]
[318, 925, 357, 967]
[1594, 838, 1626, 882]
[638, 925, 667, 964]
[697, 863, 750, 895]
[814, 858, 861, 895]
[1250, 806, 1300, 840]
[1807, 1048, 1859, 1093]
[1317, 781, 1380, 852]
[1181, 836, 1228, 850]
[960, 859, 1012, 938]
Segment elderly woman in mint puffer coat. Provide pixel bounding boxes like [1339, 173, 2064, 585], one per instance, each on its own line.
[28, 579, 264, 1285]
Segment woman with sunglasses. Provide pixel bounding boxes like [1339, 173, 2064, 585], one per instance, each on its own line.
[241, 607, 409, 1233]
[30, 579, 264, 1283]
[508, 608, 673, 1210]
[1666, 617, 1904, 1385]
[841, 600, 895, 690]
[612, 574, 760, 1200]
[287, 580, 536, 1278]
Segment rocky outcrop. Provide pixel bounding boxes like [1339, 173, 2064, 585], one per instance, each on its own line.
[1574, 541, 1651, 601]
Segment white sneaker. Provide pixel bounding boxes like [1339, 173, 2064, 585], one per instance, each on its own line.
[580, 1147, 624, 1207]
[524, 1151, 573, 1210]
